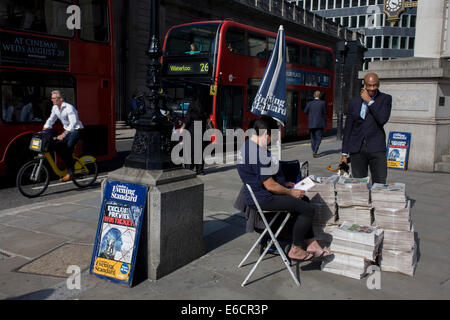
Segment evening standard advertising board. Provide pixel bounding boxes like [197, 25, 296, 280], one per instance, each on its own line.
[90, 181, 147, 286]
[386, 131, 411, 170]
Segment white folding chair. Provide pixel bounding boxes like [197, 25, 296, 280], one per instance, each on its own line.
[238, 184, 301, 287]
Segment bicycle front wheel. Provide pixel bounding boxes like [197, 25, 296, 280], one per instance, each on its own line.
[72, 155, 98, 188]
[16, 160, 50, 198]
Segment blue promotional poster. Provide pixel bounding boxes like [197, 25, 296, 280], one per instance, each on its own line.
[90, 181, 147, 286]
[386, 131, 412, 170]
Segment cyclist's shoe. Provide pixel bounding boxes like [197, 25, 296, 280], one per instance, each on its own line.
[60, 174, 73, 182]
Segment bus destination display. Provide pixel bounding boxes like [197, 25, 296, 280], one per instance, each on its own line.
[166, 61, 210, 75]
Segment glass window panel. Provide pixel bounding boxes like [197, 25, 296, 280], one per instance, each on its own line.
[352, 0, 359, 7]
[313, 0, 319, 10]
[164, 23, 220, 56]
[359, 15, 366, 27]
[392, 36, 399, 49]
[320, 0, 326, 10]
[400, 37, 407, 49]
[343, 1, 350, 7]
[410, 15, 416, 28]
[0, 0, 73, 37]
[375, 36, 382, 48]
[225, 27, 245, 55]
[248, 34, 267, 58]
[336, 0, 342, 8]
[287, 43, 300, 64]
[79, 0, 110, 43]
[383, 36, 390, 48]
[366, 36, 373, 48]
[351, 16, 357, 28]
[408, 37, 415, 49]
[343, 16, 349, 27]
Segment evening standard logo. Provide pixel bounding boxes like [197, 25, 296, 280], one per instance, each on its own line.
[252, 93, 286, 115]
[111, 185, 138, 202]
[393, 133, 407, 140]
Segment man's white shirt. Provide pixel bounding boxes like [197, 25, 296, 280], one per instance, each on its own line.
[44, 102, 84, 132]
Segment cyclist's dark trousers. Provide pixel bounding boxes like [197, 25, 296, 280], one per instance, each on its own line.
[54, 130, 81, 174]
[258, 195, 315, 246]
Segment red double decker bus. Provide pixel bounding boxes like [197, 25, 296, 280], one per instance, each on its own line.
[161, 20, 334, 138]
[0, 0, 116, 181]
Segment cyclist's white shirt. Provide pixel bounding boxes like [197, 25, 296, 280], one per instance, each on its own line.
[43, 102, 84, 132]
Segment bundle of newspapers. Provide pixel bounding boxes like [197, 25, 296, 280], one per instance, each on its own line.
[322, 222, 383, 279]
[296, 175, 338, 224]
[335, 177, 371, 225]
[371, 183, 407, 209]
[371, 183, 417, 276]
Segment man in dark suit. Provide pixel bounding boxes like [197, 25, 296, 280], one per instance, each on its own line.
[304, 90, 327, 157]
[340, 73, 392, 184]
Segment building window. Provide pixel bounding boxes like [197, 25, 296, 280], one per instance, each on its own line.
[400, 37, 407, 49]
[383, 36, 390, 48]
[375, 36, 382, 48]
[408, 37, 415, 49]
[343, 16, 349, 27]
[392, 36, 399, 49]
[401, 15, 409, 27]
[320, 0, 326, 10]
[410, 15, 416, 28]
[369, 0, 375, 5]
[343, 1, 349, 8]
[366, 36, 373, 49]
[359, 15, 366, 27]
[312, 0, 319, 10]
[361, 0, 368, 6]
[377, 0, 383, 4]
[336, 0, 342, 8]
[305, 0, 312, 10]
[352, 0, 359, 7]
[351, 16, 357, 28]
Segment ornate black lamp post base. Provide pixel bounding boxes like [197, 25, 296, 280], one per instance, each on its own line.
[124, 116, 175, 170]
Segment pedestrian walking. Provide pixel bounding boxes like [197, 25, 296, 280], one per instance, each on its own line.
[304, 90, 327, 157]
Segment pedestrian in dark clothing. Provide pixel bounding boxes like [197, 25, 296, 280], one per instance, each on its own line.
[180, 91, 209, 175]
[304, 90, 327, 157]
[340, 72, 392, 184]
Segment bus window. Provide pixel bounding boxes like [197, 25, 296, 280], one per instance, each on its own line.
[287, 43, 300, 64]
[246, 86, 258, 112]
[248, 34, 267, 59]
[217, 86, 243, 133]
[225, 27, 245, 55]
[79, 0, 110, 43]
[300, 45, 309, 66]
[1, 72, 75, 124]
[268, 37, 275, 57]
[310, 48, 333, 70]
[164, 23, 220, 57]
[0, 0, 73, 38]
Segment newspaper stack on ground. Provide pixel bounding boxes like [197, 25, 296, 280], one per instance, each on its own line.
[371, 183, 407, 209]
[374, 201, 412, 231]
[371, 183, 417, 276]
[335, 177, 371, 225]
[380, 244, 417, 276]
[336, 176, 371, 206]
[322, 222, 383, 280]
[296, 175, 338, 225]
[338, 206, 372, 226]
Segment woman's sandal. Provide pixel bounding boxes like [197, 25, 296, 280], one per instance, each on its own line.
[288, 251, 315, 263]
[312, 249, 333, 262]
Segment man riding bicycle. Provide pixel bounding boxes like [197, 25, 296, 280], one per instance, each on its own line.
[43, 90, 84, 182]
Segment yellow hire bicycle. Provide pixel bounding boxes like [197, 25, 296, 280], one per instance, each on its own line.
[16, 132, 98, 198]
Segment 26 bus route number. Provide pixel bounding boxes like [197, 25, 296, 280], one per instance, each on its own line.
[200, 62, 209, 73]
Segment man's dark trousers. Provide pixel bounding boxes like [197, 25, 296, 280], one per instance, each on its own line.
[350, 140, 387, 184]
[309, 128, 323, 154]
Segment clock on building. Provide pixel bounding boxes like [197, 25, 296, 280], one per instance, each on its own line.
[383, 0, 406, 25]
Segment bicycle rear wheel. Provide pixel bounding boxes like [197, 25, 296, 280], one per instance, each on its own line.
[72, 155, 98, 188]
[16, 160, 50, 198]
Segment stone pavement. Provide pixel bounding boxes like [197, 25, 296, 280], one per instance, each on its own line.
[0, 137, 449, 300]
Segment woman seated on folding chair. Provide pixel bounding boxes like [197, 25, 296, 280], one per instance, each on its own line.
[236, 115, 331, 262]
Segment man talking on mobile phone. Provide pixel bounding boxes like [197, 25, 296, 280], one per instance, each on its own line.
[339, 73, 392, 184]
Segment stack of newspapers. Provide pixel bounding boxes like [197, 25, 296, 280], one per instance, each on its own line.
[371, 183, 417, 276]
[303, 175, 339, 225]
[321, 222, 383, 279]
[336, 177, 372, 225]
[296, 175, 339, 246]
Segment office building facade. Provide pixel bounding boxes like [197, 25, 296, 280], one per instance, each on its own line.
[289, 0, 417, 69]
